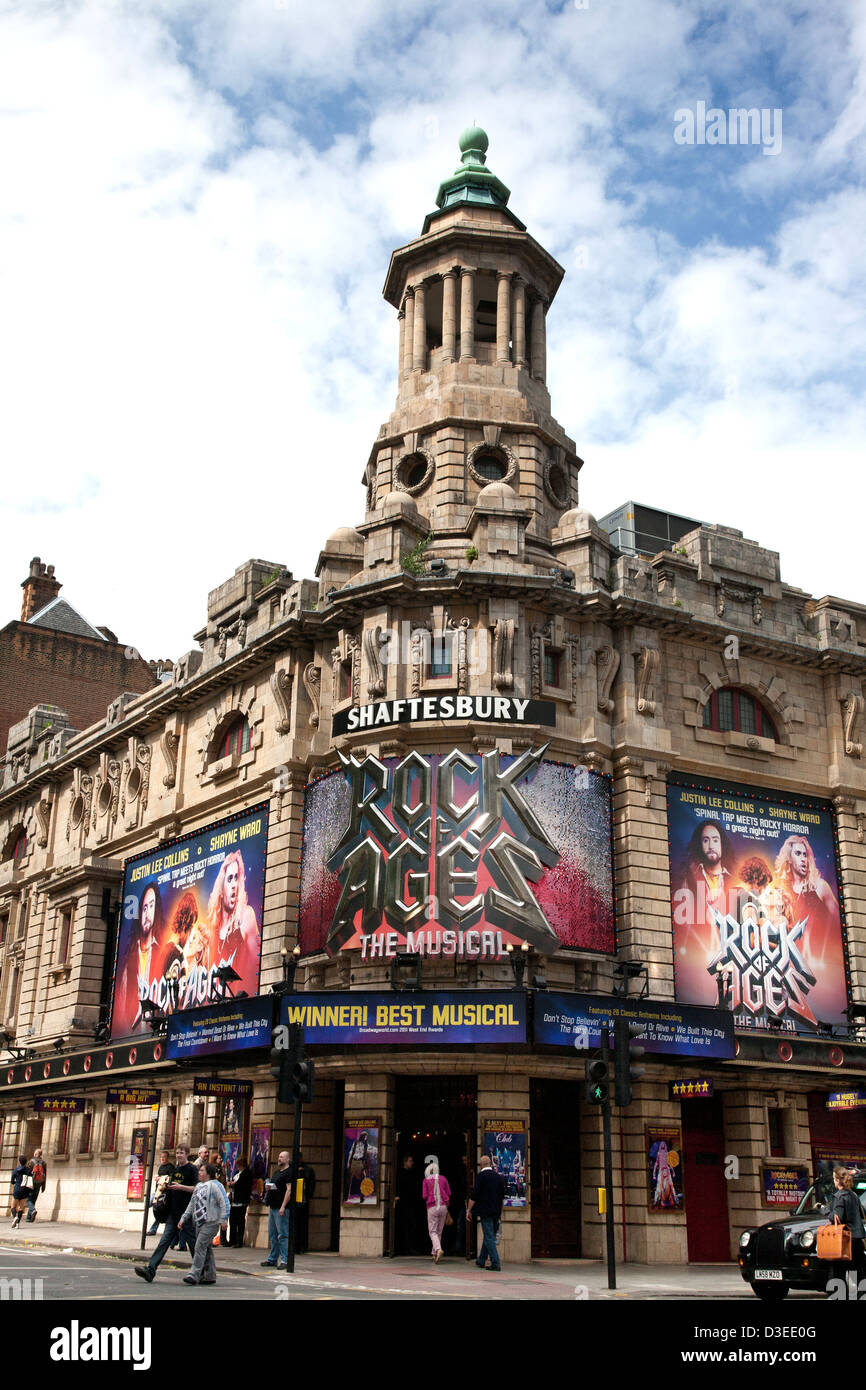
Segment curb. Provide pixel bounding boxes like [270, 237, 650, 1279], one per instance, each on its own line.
[8, 1234, 263, 1279]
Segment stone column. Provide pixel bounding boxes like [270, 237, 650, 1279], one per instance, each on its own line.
[496, 271, 512, 364]
[459, 267, 475, 361]
[530, 294, 547, 382]
[403, 289, 415, 380]
[834, 795, 866, 1003]
[513, 276, 526, 367]
[412, 280, 427, 372]
[442, 269, 457, 363]
[397, 309, 406, 382]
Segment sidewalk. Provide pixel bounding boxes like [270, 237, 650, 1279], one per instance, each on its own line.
[0, 1217, 750, 1299]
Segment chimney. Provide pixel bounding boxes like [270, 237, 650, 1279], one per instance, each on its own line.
[20, 557, 62, 621]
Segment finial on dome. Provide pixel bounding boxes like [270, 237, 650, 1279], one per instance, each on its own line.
[458, 125, 489, 165]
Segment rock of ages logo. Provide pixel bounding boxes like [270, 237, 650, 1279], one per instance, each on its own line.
[298, 746, 615, 960]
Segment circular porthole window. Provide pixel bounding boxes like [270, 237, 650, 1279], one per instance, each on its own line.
[70, 795, 85, 829]
[97, 782, 112, 816]
[544, 458, 570, 508]
[126, 767, 142, 803]
[467, 443, 517, 489]
[395, 450, 434, 496]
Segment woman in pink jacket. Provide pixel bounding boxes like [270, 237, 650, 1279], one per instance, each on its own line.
[423, 1155, 450, 1264]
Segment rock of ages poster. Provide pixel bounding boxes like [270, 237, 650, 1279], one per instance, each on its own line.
[668, 779, 847, 1034]
[298, 748, 614, 960]
[111, 805, 268, 1040]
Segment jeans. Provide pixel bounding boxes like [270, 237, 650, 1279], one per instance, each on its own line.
[148, 1213, 190, 1273]
[267, 1207, 289, 1265]
[187, 1220, 220, 1283]
[476, 1215, 501, 1270]
[25, 1195, 36, 1221]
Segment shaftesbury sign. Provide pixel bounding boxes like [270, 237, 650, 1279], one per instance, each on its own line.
[332, 696, 556, 736]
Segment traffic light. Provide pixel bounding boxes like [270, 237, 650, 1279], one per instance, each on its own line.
[614, 1018, 646, 1106]
[291, 1053, 315, 1104]
[269, 1026, 292, 1105]
[585, 1052, 609, 1105]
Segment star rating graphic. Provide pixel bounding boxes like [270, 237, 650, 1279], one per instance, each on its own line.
[670, 1080, 713, 1098]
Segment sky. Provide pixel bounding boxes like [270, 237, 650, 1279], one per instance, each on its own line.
[1, 0, 864, 661]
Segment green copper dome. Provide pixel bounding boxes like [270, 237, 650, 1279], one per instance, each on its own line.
[433, 127, 516, 219]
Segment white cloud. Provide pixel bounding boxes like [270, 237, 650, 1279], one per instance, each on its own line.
[0, 0, 863, 663]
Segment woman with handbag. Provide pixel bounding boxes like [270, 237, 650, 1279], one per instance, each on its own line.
[422, 1155, 451, 1265]
[824, 1166, 865, 1294]
[10, 1155, 34, 1229]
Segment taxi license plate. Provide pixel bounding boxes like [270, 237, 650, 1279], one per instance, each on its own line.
[754, 1269, 783, 1280]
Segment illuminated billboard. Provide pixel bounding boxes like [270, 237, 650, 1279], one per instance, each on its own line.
[668, 778, 847, 1034]
[111, 805, 268, 1040]
[298, 747, 614, 959]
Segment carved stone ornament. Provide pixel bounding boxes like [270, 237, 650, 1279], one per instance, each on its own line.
[530, 621, 552, 698]
[843, 691, 864, 759]
[35, 798, 51, 848]
[364, 626, 387, 699]
[595, 646, 620, 714]
[302, 662, 321, 728]
[270, 668, 294, 734]
[410, 622, 432, 697]
[92, 756, 122, 829]
[217, 616, 247, 661]
[66, 770, 93, 842]
[636, 647, 660, 717]
[9, 750, 31, 782]
[445, 612, 471, 695]
[122, 742, 151, 815]
[492, 618, 515, 691]
[567, 634, 580, 713]
[161, 728, 180, 788]
[717, 580, 763, 625]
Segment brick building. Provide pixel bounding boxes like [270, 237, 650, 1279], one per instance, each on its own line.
[0, 557, 160, 770]
[0, 130, 864, 1270]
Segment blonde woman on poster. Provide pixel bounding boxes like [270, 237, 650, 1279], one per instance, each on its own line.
[651, 1140, 680, 1210]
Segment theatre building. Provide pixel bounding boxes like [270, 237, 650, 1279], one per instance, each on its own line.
[1, 129, 865, 1266]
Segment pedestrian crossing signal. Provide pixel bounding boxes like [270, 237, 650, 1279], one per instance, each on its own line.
[585, 1053, 609, 1105]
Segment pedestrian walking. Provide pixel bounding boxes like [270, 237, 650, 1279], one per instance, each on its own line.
[467, 1154, 506, 1272]
[148, 1149, 174, 1235]
[27, 1148, 47, 1222]
[260, 1150, 291, 1269]
[826, 1164, 866, 1295]
[178, 1162, 231, 1286]
[10, 1155, 33, 1228]
[227, 1155, 253, 1247]
[134, 1144, 198, 1283]
[422, 1155, 451, 1264]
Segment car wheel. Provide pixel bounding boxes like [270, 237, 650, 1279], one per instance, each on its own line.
[751, 1281, 789, 1301]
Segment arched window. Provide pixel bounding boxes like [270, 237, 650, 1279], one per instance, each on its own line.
[217, 715, 251, 761]
[2, 826, 27, 864]
[702, 688, 778, 741]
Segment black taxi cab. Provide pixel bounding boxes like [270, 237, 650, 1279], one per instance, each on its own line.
[738, 1168, 866, 1300]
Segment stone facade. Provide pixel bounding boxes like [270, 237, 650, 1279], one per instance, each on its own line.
[1, 130, 865, 1267]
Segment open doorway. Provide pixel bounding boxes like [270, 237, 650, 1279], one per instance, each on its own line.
[392, 1075, 476, 1258]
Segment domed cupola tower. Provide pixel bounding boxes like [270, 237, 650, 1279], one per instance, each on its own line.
[359, 128, 583, 575]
